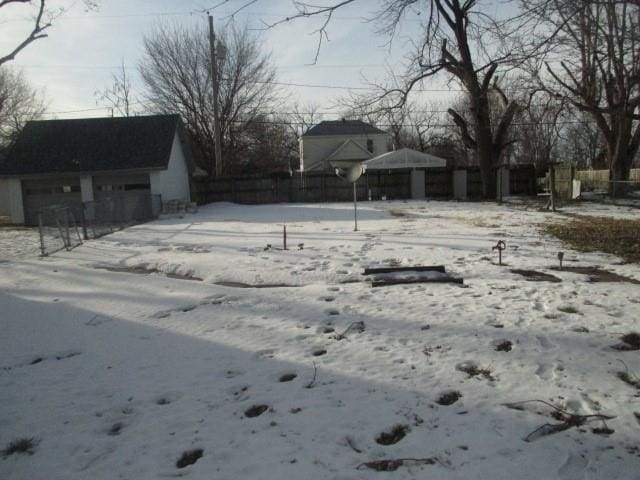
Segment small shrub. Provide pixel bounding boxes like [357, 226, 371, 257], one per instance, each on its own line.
[456, 361, 495, 380]
[2, 438, 37, 457]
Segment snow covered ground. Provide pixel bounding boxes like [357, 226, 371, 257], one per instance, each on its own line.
[1, 200, 639, 479]
[0, 226, 41, 261]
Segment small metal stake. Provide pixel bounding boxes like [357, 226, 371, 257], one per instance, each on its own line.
[353, 182, 358, 232]
[558, 251, 564, 270]
[283, 225, 287, 250]
[492, 240, 506, 265]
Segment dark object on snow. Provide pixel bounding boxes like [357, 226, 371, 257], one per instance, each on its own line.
[503, 400, 615, 442]
[437, 390, 462, 406]
[363, 265, 462, 287]
[612, 332, 640, 351]
[511, 269, 562, 283]
[375, 425, 409, 445]
[363, 265, 445, 275]
[456, 361, 494, 380]
[495, 340, 513, 352]
[550, 266, 640, 284]
[176, 449, 203, 468]
[2, 438, 37, 457]
[245, 405, 269, 418]
[279, 373, 297, 382]
[371, 275, 463, 287]
[356, 457, 436, 472]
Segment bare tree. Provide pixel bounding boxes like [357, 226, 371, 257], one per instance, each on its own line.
[263, 1, 522, 198]
[0, 66, 47, 147]
[237, 114, 298, 174]
[139, 22, 278, 174]
[511, 87, 566, 171]
[1, 0, 98, 66]
[557, 111, 606, 169]
[524, 0, 640, 196]
[406, 103, 443, 153]
[95, 60, 135, 117]
[288, 101, 323, 142]
[343, 97, 443, 152]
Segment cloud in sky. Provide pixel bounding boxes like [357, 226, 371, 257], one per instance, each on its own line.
[1, 0, 459, 119]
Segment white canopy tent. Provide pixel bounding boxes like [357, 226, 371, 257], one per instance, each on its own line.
[362, 148, 447, 170]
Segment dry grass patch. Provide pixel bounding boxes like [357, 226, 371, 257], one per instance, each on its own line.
[543, 215, 640, 263]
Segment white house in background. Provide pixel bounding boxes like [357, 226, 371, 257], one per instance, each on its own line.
[299, 119, 392, 172]
[0, 114, 193, 225]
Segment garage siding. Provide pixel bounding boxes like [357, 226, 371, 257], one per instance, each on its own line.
[22, 177, 83, 225]
[93, 173, 153, 222]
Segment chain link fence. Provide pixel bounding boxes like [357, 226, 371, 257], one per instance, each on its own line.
[37, 205, 83, 256]
[38, 194, 162, 256]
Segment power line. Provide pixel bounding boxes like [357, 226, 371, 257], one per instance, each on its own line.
[16, 63, 397, 71]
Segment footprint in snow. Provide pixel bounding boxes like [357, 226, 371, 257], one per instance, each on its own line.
[224, 369, 246, 379]
[558, 451, 589, 480]
[536, 335, 554, 350]
[255, 349, 276, 359]
[535, 362, 561, 381]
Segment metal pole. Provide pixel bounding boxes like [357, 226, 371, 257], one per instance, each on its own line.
[38, 212, 45, 256]
[353, 182, 358, 232]
[283, 224, 287, 250]
[209, 15, 223, 177]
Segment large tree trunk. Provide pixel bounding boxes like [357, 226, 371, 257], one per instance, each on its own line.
[609, 144, 633, 197]
[607, 115, 637, 198]
[472, 94, 498, 198]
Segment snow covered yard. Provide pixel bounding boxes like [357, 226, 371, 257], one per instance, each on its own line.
[0, 226, 41, 261]
[1, 200, 639, 479]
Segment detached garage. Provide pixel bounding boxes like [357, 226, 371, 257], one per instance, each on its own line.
[0, 114, 193, 225]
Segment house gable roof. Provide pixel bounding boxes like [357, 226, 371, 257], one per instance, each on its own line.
[0, 114, 184, 177]
[327, 139, 373, 162]
[303, 119, 388, 137]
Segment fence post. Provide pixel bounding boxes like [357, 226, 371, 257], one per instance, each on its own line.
[81, 205, 88, 240]
[38, 212, 46, 256]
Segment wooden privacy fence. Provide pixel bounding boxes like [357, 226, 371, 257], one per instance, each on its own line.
[194, 171, 412, 205]
[576, 168, 640, 191]
[192, 165, 537, 205]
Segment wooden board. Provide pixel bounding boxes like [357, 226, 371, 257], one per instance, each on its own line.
[363, 265, 446, 275]
[372, 277, 463, 287]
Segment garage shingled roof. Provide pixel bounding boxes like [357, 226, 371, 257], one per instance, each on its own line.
[0, 114, 184, 176]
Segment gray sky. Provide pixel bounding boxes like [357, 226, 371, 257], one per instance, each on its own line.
[1, 0, 463, 119]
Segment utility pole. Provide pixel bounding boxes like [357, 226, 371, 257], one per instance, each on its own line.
[208, 14, 223, 177]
